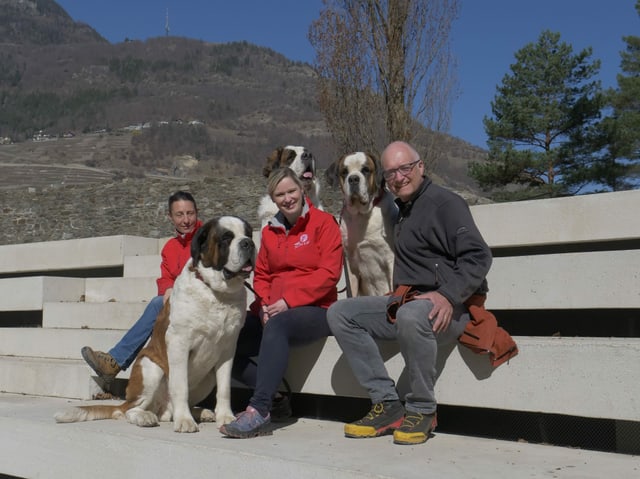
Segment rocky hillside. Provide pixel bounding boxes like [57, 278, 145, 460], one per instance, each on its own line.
[0, 1, 490, 245]
[0, 1, 486, 176]
[0, 0, 106, 45]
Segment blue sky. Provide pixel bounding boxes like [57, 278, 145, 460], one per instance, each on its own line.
[56, 1, 639, 149]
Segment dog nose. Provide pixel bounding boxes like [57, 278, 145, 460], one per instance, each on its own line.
[302, 150, 312, 160]
[348, 175, 360, 185]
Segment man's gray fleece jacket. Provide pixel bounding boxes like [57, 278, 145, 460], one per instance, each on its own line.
[392, 177, 492, 305]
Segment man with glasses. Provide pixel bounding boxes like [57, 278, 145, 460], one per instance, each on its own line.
[327, 141, 492, 445]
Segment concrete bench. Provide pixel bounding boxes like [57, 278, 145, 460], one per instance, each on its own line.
[0, 190, 637, 451]
[0, 276, 85, 311]
[0, 235, 163, 277]
[282, 189, 640, 425]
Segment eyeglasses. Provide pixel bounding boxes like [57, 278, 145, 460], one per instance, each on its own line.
[382, 160, 420, 181]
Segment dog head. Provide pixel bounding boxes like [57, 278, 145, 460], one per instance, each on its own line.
[326, 151, 383, 213]
[190, 216, 256, 289]
[262, 145, 316, 185]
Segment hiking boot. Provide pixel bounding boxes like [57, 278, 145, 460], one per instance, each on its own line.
[219, 406, 272, 438]
[344, 400, 405, 438]
[393, 411, 437, 445]
[81, 346, 121, 382]
[270, 394, 292, 422]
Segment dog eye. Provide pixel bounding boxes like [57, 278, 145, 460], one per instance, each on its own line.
[221, 232, 234, 244]
[361, 167, 370, 174]
[340, 168, 348, 178]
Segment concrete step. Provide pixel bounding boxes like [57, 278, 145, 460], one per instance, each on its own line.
[43, 301, 149, 329]
[0, 327, 125, 359]
[3, 325, 639, 422]
[123, 254, 161, 278]
[0, 276, 85, 311]
[0, 357, 107, 399]
[85, 277, 157, 303]
[486, 249, 640, 310]
[2, 394, 638, 479]
[0, 235, 161, 275]
[285, 336, 640, 422]
[472, 188, 640, 247]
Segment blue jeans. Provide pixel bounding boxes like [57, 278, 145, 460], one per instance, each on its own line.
[327, 296, 469, 414]
[109, 295, 164, 370]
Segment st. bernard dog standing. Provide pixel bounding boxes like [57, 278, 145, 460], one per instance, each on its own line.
[55, 216, 256, 432]
[326, 151, 398, 297]
[258, 145, 322, 226]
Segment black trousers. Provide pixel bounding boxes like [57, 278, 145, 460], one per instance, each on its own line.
[232, 306, 331, 416]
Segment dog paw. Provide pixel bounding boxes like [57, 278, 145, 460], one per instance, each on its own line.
[215, 409, 236, 425]
[173, 416, 199, 433]
[126, 409, 159, 427]
[199, 408, 216, 422]
[158, 410, 172, 422]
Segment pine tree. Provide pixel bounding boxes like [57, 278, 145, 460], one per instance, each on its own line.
[580, 0, 640, 191]
[470, 30, 603, 200]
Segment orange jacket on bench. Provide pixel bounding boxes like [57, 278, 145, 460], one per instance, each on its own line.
[460, 294, 518, 368]
[386, 286, 518, 368]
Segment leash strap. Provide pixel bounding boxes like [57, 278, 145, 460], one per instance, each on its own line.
[337, 209, 353, 298]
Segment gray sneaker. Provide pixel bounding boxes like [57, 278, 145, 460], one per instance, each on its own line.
[220, 406, 272, 438]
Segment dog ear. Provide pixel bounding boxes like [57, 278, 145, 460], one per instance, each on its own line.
[263, 147, 284, 178]
[368, 151, 384, 187]
[324, 159, 340, 188]
[191, 219, 215, 267]
[241, 217, 253, 238]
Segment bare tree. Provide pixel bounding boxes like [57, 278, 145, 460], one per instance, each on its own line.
[309, 0, 458, 165]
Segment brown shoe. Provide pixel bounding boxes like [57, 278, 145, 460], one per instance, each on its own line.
[81, 346, 121, 382]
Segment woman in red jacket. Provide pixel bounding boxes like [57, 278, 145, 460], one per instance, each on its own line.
[222, 167, 343, 438]
[80, 191, 202, 382]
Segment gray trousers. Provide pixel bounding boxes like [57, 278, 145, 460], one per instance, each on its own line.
[327, 295, 469, 414]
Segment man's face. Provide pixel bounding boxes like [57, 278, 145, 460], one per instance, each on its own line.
[382, 148, 424, 202]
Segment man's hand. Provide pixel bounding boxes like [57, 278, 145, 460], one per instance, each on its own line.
[416, 291, 453, 333]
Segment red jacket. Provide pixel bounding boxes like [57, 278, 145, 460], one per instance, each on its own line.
[250, 203, 343, 314]
[156, 220, 203, 295]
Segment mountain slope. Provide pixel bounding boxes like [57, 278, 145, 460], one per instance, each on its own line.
[0, 0, 487, 193]
[0, 0, 106, 45]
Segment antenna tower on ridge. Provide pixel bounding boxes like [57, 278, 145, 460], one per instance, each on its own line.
[165, 8, 170, 36]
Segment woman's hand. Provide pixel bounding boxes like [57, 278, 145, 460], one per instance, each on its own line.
[261, 299, 289, 325]
[162, 288, 173, 305]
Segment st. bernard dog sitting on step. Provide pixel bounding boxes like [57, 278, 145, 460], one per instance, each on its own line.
[55, 216, 256, 432]
[326, 151, 398, 297]
[258, 145, 322, 226]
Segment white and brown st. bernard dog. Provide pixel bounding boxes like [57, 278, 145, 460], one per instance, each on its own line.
[326, 151, 398, 297]
[55, 216, 256, 432]
[258, 145, 322, 227]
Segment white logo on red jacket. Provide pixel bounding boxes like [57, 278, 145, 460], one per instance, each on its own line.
[294, 233, 310, 249]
